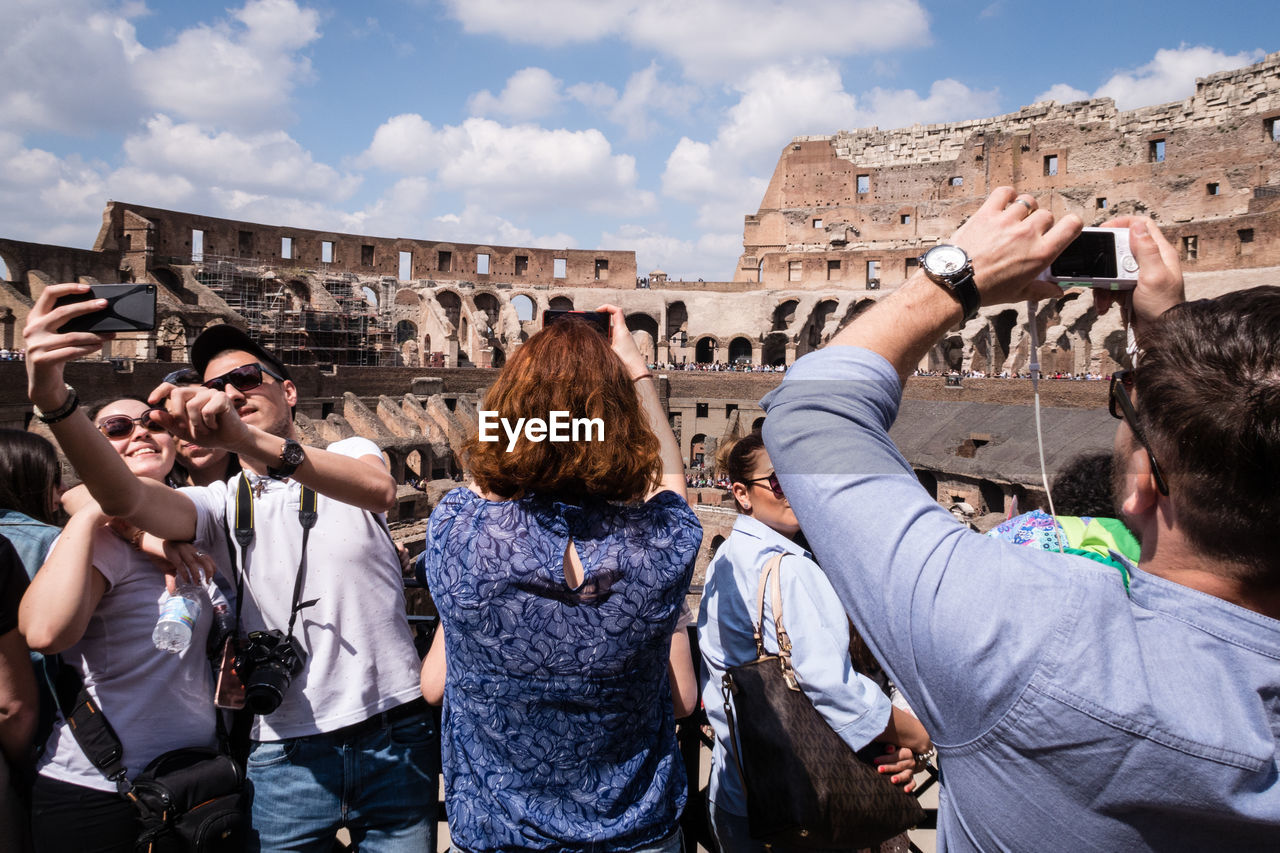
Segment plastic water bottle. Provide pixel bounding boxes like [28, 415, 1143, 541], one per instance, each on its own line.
[153, 581, 202, 653]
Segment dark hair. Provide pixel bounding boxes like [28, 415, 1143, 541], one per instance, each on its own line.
[0, 429, 62, 524]
[464, 319, 660, 502]
[718, 432, 766, 513]
[1135, 286, 1280, 583]
[1051, 452, 1117, 519]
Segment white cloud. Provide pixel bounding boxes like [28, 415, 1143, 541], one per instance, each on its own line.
[468, 67, 566, 121]
[361, 116, 655, 216]
[717, 62, 859, 161]
[606, 63, 698, 139]
[1034, 83, 1090, 105]
[134, 0, 321, 130]
[442, 0, 931, 82]
[123, 116, 360, 201]
[1036, 45, 1266, 112]
[859, 79, 1002, 129]
[430, 206, 575, 248]
[0, 0, 320, 135]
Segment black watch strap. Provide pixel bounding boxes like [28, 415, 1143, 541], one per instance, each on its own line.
[950, 270, 981, 323]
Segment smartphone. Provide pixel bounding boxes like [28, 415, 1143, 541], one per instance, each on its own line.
[1038, 227, 1138, 290]
[54, 283, 157, 333]
[542, 309, 611, 338]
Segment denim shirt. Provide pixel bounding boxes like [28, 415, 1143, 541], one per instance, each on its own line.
[761, 347, 1280, 852]
[422, 487, 701, 852]
[697, 513, 891, 817]
[0, 508, 60, 579]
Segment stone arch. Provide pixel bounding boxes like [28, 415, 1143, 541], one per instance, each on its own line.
[772, 299, 799, 331]
[473, 292, 500, 329]
[511, 293, 535, 322]
[435, 290, 462, 329]
[394, 289, 421, 307]
[992, 308, 1019, 369]
[728, 336, 753, 364]
[695, 336, 718, 364]
[799, 299, 839, 355]
[626, 313, 659, 363]
[666, 301, 688, 334]
[690, 433, 707, 468]
[548, 295, 574, 311]
[396, 320, 417, 344]
[762, 332, 788, 366]
[361, 286, 378, 307]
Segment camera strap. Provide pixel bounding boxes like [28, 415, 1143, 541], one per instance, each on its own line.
[228, 473, 320, 644]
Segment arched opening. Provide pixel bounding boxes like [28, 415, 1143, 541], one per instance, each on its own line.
[993, 309, 1018, 362]
[626, 313, 659, 362]
[460, 317, 469, 343]
[151, 267, 194, 305]
[772, 300, 798, 332]
[548, 295, 574, 311]
[695, 337, 717, 364]
[799, 300, 839, 355]
[710, 534, 727, 556]
[690, 433, 707, 468]
[436, 291, 462, 329]
[728, 336, 753, 365]
[361, 286, 378, 307]
[667, 301, 688, 334]
[761, 332, 788, 366]
[511, 294, 535, 323]
[396, 320, 418, 344]
[0, 255, 8, 282]
[473, 293, 500, 332]
[490, 346, 506, 368]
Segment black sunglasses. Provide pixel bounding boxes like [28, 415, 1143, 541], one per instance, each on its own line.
[162, 367, 202, 386]
[1109, 369, 1170, 496]
[97, 411, 167, 440]
[202, 362, 285, 394]
[744, 472, 785, 499]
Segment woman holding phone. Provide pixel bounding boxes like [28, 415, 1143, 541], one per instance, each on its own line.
[419, 305, 701, 853]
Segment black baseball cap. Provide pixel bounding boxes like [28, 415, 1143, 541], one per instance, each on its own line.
[190, 324, 291, 383]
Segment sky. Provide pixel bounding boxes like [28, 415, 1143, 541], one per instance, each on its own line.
[1, 1, 1277, 282]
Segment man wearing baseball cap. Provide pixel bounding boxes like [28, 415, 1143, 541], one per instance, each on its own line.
[22, 314, 437, 852]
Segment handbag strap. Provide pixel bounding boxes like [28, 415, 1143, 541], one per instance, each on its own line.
[751, 552, 799, 690]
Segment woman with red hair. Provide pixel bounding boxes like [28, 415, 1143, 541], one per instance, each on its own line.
[419, 305, 701, 853]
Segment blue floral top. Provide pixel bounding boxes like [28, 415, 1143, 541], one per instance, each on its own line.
[422, 487, 702, 852]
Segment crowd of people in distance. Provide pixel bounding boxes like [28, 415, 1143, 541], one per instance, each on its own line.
[0, 184, 1276, 853]
[649, 361, 788, 373]
[0, 349, 26, 361]
[913, 367, 1110, 379]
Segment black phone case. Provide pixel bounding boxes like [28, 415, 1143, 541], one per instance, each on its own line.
[56, 284, 157, 333]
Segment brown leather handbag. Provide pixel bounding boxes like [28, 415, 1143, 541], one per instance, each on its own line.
[721, 553, 925, 849]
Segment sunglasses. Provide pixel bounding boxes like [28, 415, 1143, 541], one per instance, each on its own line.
[162, 367, 202, 386]
[1109, 369, 1170, 496]
[744, 471, 785, 499]
[201, 362, 285, 394]
[97, 411, 166, 440]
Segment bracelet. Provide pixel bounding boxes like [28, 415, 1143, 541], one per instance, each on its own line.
[914, 747, 937, 764]
[33, 384, 79, 425]
[631, 373, 654, 382]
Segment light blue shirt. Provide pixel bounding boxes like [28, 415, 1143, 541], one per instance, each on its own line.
[761, 346, 1280, 851]
[697, 513, 892, 817]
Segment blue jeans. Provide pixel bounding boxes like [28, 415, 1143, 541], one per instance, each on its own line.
[246, 706, 439, 853]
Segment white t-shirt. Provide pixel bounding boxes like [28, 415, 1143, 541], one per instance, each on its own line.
[38, 527, 218, 792]
[186, 437, 421, 741]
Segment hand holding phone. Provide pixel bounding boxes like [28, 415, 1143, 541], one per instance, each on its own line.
[542, 309, 611, 338]
[53, 283, 157, 333]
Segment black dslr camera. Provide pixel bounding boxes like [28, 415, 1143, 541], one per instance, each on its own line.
[238, 630, 306, 715]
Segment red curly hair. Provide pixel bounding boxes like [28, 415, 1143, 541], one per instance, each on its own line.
[464, 318, 661, 502]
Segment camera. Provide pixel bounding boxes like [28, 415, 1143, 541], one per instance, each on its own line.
[237, 630, 306, 715]
[1038, 227, 1139, 290]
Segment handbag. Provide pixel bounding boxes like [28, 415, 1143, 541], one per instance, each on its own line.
[46, 650, 248, 852]
[721, 553, 926, 850]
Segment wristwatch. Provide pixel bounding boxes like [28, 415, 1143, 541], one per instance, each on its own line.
[920, 244, 980, 323]
[266, 438, 306, 480]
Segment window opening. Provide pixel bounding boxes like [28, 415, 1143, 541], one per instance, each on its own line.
[438, 250, 452, 272]
[477, 253, 490, 275]
[788, 261, 802, 282]
[812, 218, 823, 229]
[399, 251, 412, 281]
[1238, 228, 1254, 243]
[514, 255, 528, 276]
[1206, 182, 1219, 196]
[191, 230, 204, 262]
[594, 258, 609, 281]
[827, 260, 840, 280]
[866, 260, 881, 290]
[856, 174, 870, 194]
[553, 258, 566, 279]
[900, 214, 911, 225]
[238, 230, 253, 258]
[281, 237, 293, 259]
[1182, 235, 1197, 260]
[321, 241, 334, 264]
[1044, 155, 1058, 176]
[949, 176, 963, 186]
[1149, 139, 1165, 162]
[1096, 198, 1108, 209]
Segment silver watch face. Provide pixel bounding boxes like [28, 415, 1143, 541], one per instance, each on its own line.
[923, 245, 968, 277]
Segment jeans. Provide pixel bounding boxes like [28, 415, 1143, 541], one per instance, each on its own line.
[246, 705, 439, 853]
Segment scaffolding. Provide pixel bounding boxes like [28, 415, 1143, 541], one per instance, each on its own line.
[195, 255, 397, 367]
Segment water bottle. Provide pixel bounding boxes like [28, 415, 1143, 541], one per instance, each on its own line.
[153, 581, 202, 653]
